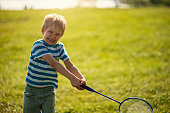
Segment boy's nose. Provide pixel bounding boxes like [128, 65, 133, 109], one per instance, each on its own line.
[51, 35, 56, 39]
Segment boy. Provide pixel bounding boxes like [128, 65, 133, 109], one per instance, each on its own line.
[23, 14, 86, 113]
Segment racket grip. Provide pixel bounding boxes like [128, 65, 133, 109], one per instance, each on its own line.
[81, 84, 94, 92]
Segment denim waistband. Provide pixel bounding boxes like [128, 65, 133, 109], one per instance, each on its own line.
[25, 84, 55, 98]
[26, 84, 54, 90]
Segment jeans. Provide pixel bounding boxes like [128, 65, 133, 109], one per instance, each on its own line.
[23, 85, 55, 113]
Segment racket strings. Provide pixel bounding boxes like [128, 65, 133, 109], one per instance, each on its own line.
[120, 99, 152, 113]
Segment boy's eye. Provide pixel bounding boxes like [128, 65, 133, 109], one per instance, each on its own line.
[56, 33, 60, 36]
[48, 31, 53, 33]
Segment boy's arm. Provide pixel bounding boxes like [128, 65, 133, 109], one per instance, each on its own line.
[41, 54, 81, 89]
[64, 59, 86, 89]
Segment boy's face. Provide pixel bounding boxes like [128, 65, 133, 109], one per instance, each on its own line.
[42, 25, 63, 45]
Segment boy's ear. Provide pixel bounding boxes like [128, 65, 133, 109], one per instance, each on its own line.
[41, 26, 44, 34]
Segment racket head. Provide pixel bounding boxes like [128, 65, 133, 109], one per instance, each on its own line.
[119, 97, 153, 113]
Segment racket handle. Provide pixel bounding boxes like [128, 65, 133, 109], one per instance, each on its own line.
[81, 84, 94, 92]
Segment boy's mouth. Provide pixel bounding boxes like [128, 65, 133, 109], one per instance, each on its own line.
[48, 38, 55, 42]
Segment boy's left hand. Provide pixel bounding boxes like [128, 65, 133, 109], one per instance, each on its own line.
[77, 78, 86, 90]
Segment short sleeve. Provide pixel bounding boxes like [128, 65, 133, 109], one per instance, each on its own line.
[31, 41, 50, 60]
[59, 44, 69, 62]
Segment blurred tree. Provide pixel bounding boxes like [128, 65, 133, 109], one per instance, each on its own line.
[150, 0, 170, 6]
[24, 5, 27, 10]
[149, 0, 161, 4]
[120, 0, 150, 7]
[120, 0, 170, 6]
[162, 0, 170, 6]
[113, 0, 121, 7]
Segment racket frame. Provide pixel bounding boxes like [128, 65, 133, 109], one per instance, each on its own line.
[119, 97, 153, 113]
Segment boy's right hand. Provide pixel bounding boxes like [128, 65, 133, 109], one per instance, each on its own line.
[70, 76, 81, 89]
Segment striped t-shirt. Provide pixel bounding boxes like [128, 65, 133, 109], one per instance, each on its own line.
[25, 39, 69, 89]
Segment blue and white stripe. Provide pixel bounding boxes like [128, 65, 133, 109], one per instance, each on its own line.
[26, 39, 69, 89]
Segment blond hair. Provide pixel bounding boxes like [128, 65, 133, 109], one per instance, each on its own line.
[42, 14, 66, 35]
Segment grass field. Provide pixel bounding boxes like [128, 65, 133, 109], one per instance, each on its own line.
[0, 7, 170, 113]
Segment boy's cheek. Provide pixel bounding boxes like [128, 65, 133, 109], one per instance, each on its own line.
[43, 33, 49, 38]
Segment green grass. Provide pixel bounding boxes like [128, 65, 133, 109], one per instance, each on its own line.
[0, 7, 170, 113]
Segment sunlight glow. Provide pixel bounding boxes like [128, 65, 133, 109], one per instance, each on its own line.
[0, 0, 120, 10]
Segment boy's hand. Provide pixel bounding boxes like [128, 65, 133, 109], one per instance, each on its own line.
[78, 77, 86, 90]
[70, 76, 81, 88]
[70, 77, 86, 90]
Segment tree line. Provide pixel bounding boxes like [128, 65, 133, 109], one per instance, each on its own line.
[119, 0, 170, 7]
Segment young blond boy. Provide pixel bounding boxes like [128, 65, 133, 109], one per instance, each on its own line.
[23, 14, 86, 113]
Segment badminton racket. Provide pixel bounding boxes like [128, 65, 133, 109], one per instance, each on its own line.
[81, 84, 153, 113]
